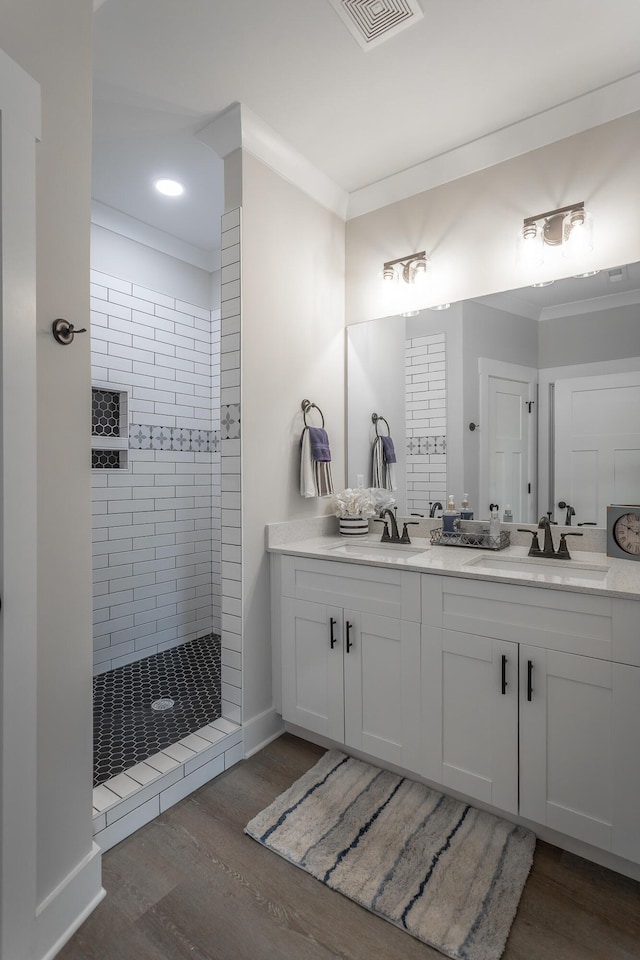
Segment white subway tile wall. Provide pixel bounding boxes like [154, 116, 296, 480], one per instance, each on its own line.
[405, 333, 447, 515]
[91, 270, 221, 673]
[219, 208, 242, 725]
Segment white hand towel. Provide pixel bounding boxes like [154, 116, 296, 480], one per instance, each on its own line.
[300, 428, 317, 498]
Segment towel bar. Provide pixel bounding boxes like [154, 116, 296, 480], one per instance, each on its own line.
[372, 412, 390, 437]
[301, 399, 325, 428]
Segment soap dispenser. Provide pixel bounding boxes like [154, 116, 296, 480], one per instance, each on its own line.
[460, 493, 474, 521]
[489, 504, 501, 541]
[442, 494, 460, 535]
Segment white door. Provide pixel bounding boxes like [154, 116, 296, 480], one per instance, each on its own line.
[0, 48, 40, 960]
[479, 360, 537, 523]
[281, 598, 344, 742]
[554, 371, 640, 526]
[344, 611, 421, 772]
[520, 647, 614, 851]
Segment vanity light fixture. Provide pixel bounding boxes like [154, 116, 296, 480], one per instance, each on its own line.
[429, 302, 451, 311]
[519, 201, 593, 270]
[154, 178, 185, 197]
[381, 250, 430, 316]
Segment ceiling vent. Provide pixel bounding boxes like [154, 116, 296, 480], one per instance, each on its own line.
[328, 0, 424, 51]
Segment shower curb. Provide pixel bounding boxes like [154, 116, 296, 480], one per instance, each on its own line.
[92, 718, 242, 851]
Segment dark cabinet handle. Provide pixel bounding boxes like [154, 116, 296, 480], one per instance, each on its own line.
[501, 654, 508, 695]
[527, 660, 533, 701]
[346, 621, 353, 653]
[329, 617, 337, 649]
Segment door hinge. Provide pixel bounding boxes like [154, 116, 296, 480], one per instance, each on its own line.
[526, 401, 535, 413]
[528, 483, 531, 494]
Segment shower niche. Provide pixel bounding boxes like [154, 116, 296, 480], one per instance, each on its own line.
[91, 383, 129, 470]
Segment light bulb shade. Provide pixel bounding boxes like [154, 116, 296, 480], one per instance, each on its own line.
[518, 222, 544, 270]
[409, 256, 430, 288]
[562, 208, 593, 260]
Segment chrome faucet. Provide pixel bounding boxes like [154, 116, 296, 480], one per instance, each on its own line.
[375, 508, 418, 544]
[429, 501, 443, 518]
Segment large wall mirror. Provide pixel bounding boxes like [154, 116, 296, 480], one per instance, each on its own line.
[347, 261, 640, 527]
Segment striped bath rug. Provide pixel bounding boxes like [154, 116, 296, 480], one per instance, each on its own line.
[245, 750, 535, 960]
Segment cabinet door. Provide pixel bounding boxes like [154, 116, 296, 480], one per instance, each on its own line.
[343, 610, 421, 772]
[612, 661, 640, 863]
[520, 646, 614, 851]
[443, 631, 518, 812]
[281, 598, 344, 742]
[422, 627, 518, 813]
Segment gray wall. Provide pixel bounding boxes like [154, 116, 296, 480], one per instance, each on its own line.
[347, 315, 406, 510]
[539, 301, 640, 368]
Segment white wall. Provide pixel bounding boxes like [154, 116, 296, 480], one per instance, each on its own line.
[0, 0, 100, 949]
[346, 112, 640, 326]
[241, 152, 345, 740]
[91, 224, 217, 310]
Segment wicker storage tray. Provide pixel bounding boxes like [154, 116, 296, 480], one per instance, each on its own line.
[430, 528, 511, 551]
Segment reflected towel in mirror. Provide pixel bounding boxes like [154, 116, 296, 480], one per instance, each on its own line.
[372, 436, 397, 491]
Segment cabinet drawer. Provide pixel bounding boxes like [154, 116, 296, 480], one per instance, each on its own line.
[423, 575, 613, 659]
[281, 556, 421, 621]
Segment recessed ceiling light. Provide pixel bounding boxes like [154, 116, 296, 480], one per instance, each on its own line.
[154, 178, 184, 197]
[429, 303, 451, 311]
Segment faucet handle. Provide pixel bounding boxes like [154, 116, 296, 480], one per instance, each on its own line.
[400, 520, 419, 544]
[373, 517, 391, 542]
[556, 531, 583, 560]
[518, 528, 542, 556]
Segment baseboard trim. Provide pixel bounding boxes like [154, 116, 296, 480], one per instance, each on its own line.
[36, 842, 104, 960]
[243, 707, 284, 758]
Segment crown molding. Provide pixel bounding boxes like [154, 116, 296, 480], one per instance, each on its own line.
[540, 286, 640, 322]
[91, 201, 220, 272]
[198, 102, 349, 220]
[347, 72, 640, 220]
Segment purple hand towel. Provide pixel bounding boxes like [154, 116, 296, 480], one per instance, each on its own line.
[381, 435, 396, 463]
[307, 426, 332, 462]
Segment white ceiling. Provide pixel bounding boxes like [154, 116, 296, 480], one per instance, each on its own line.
[92, 0, 640, 261]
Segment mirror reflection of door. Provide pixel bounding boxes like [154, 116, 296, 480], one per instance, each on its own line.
[480, 360, 537, 523]
[554, 371, 640, 526]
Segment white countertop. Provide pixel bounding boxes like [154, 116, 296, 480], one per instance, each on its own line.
[267, 529, 640, 600]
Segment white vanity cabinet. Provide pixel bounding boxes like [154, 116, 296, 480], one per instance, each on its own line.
[422, 575, 640, 861]
[277, 556, 422, 772]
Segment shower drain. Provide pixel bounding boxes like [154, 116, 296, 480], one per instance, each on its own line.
[151, 697, 175, 712]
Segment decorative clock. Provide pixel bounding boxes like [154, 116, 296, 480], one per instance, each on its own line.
[606, 505, 640, 560]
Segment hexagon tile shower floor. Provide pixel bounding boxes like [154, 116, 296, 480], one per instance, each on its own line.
[93, 634, 222, 786]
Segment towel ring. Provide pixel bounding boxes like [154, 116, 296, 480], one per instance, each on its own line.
[372, 412, 390, 437]
[301, 399, 325, 428]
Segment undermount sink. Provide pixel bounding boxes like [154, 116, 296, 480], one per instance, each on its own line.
[327, 539, 430, 559]
[463, 553, 610, 582]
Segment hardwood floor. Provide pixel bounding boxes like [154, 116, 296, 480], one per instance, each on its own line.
[59, 734, 640, 960]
